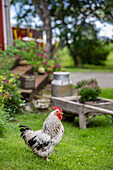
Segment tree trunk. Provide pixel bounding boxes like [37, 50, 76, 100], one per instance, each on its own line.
[44, 17, 53, 58]
[72, 54, 78, 66]
[32, 0, 54, 58]
[68, 46, 78, 66]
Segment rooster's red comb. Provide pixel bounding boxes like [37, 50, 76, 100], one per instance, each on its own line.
[53, 106, 62, 112]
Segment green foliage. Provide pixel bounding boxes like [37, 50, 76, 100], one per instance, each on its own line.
[76, 79, 101, 102]
[0, 73, 23, 116]
[14, 40, 62, 74]
[10, 0, 113, 66]
[76, 78, 98, 88]
[58, 47, 74, 67]
[76, 39, 110, 65]
[58, 44, 113, 71]
[51, 0, 113, 66]
[10, 0, 38, 28]
[0, 107, 11, 136]
[0, 47, 15, 75]
[78, 84, 102, 102]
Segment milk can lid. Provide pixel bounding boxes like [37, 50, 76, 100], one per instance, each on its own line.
[53, 72, 70, 80]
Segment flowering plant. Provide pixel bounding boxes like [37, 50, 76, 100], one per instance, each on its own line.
[76, 79, 101, 102]
[76, 78, 98, 88]
[0, 48, 15, 75]
[14, 40, 62, 74]
[0, 73, 23, 116]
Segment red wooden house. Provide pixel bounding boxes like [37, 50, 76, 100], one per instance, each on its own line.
[0, 0, 12, 50]
[0, 0, 44, 51]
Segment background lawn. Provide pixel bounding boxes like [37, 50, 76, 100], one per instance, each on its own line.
[59, 45, 113, 73]
[1, 88, 113, 170]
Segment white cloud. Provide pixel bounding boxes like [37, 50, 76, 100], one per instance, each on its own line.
[96, 21, 113, 39]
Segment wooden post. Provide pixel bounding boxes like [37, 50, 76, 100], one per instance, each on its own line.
[79, 113, 86, 129]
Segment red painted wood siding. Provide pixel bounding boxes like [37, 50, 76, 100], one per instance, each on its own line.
[0, 0, 4, 50]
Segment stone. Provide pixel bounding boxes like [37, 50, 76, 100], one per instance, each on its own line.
[19, 60, 28, 66]
[38, 67, 45, 74]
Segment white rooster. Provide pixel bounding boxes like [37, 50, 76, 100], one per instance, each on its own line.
[19, 106, 64, 161]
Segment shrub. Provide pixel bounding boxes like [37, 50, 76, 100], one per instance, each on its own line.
[76, 78, 98, 88]
[13, 39, 62, 74]
[76, 78, 101, 102]
[0, 73, 23, 116]
[0, 48, 15, 75]
[76, 38, 110, 65]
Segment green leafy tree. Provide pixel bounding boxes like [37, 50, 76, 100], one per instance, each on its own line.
[51, 0, 113, 66]
[10, 0, 113, 66]
[72, 37, 110, 65]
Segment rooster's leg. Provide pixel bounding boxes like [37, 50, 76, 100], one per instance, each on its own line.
[45, 157, 50, 161]
[33, 148, 38, 155]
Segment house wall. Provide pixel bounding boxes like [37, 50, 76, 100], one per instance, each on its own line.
[0, 0, 5, 50]
[0, 0, 12, 51]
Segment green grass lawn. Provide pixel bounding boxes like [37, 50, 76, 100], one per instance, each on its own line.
[1, 88, 113, 170]
[100, 88, 113, 100]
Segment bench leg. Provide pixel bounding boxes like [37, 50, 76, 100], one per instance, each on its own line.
[79, 114, 86, 129]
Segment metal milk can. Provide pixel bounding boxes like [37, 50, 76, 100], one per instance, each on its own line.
[51, 72, 72, 97]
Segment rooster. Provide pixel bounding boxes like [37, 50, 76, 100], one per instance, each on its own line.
[19, 106, 64, 161]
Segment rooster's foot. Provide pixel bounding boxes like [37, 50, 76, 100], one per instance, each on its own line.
[45, 158, 50, 161]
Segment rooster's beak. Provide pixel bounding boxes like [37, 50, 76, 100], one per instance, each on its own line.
[60, 112, 63, 115]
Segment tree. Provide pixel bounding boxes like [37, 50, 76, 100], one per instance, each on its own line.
[10, 0, 113, 65]
[75, 38, 109, 65]
[50, 0, 113, 66]
[11, 0, 54, 57]
[32, 0, 53, 57]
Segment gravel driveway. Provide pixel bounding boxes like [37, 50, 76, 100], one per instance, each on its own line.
[70, 72, 113, 88]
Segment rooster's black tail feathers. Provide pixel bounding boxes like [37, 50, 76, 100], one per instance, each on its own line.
[19, 125, 32, 138]
[19, 125, 31, 130]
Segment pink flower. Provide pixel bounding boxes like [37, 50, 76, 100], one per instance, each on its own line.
[53, 63, 61, 69]
[41, 61, 47, 65]
[4, 73, 7, 75]
[0, 92, 4, 97]
[44, 55, 49, 59]
[44, 50, 48, 53]
[7, 93, 11, 97]
[53, 58, 56, 61]
[3, 79, 9, 84]
[56, 54, 60, 57]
